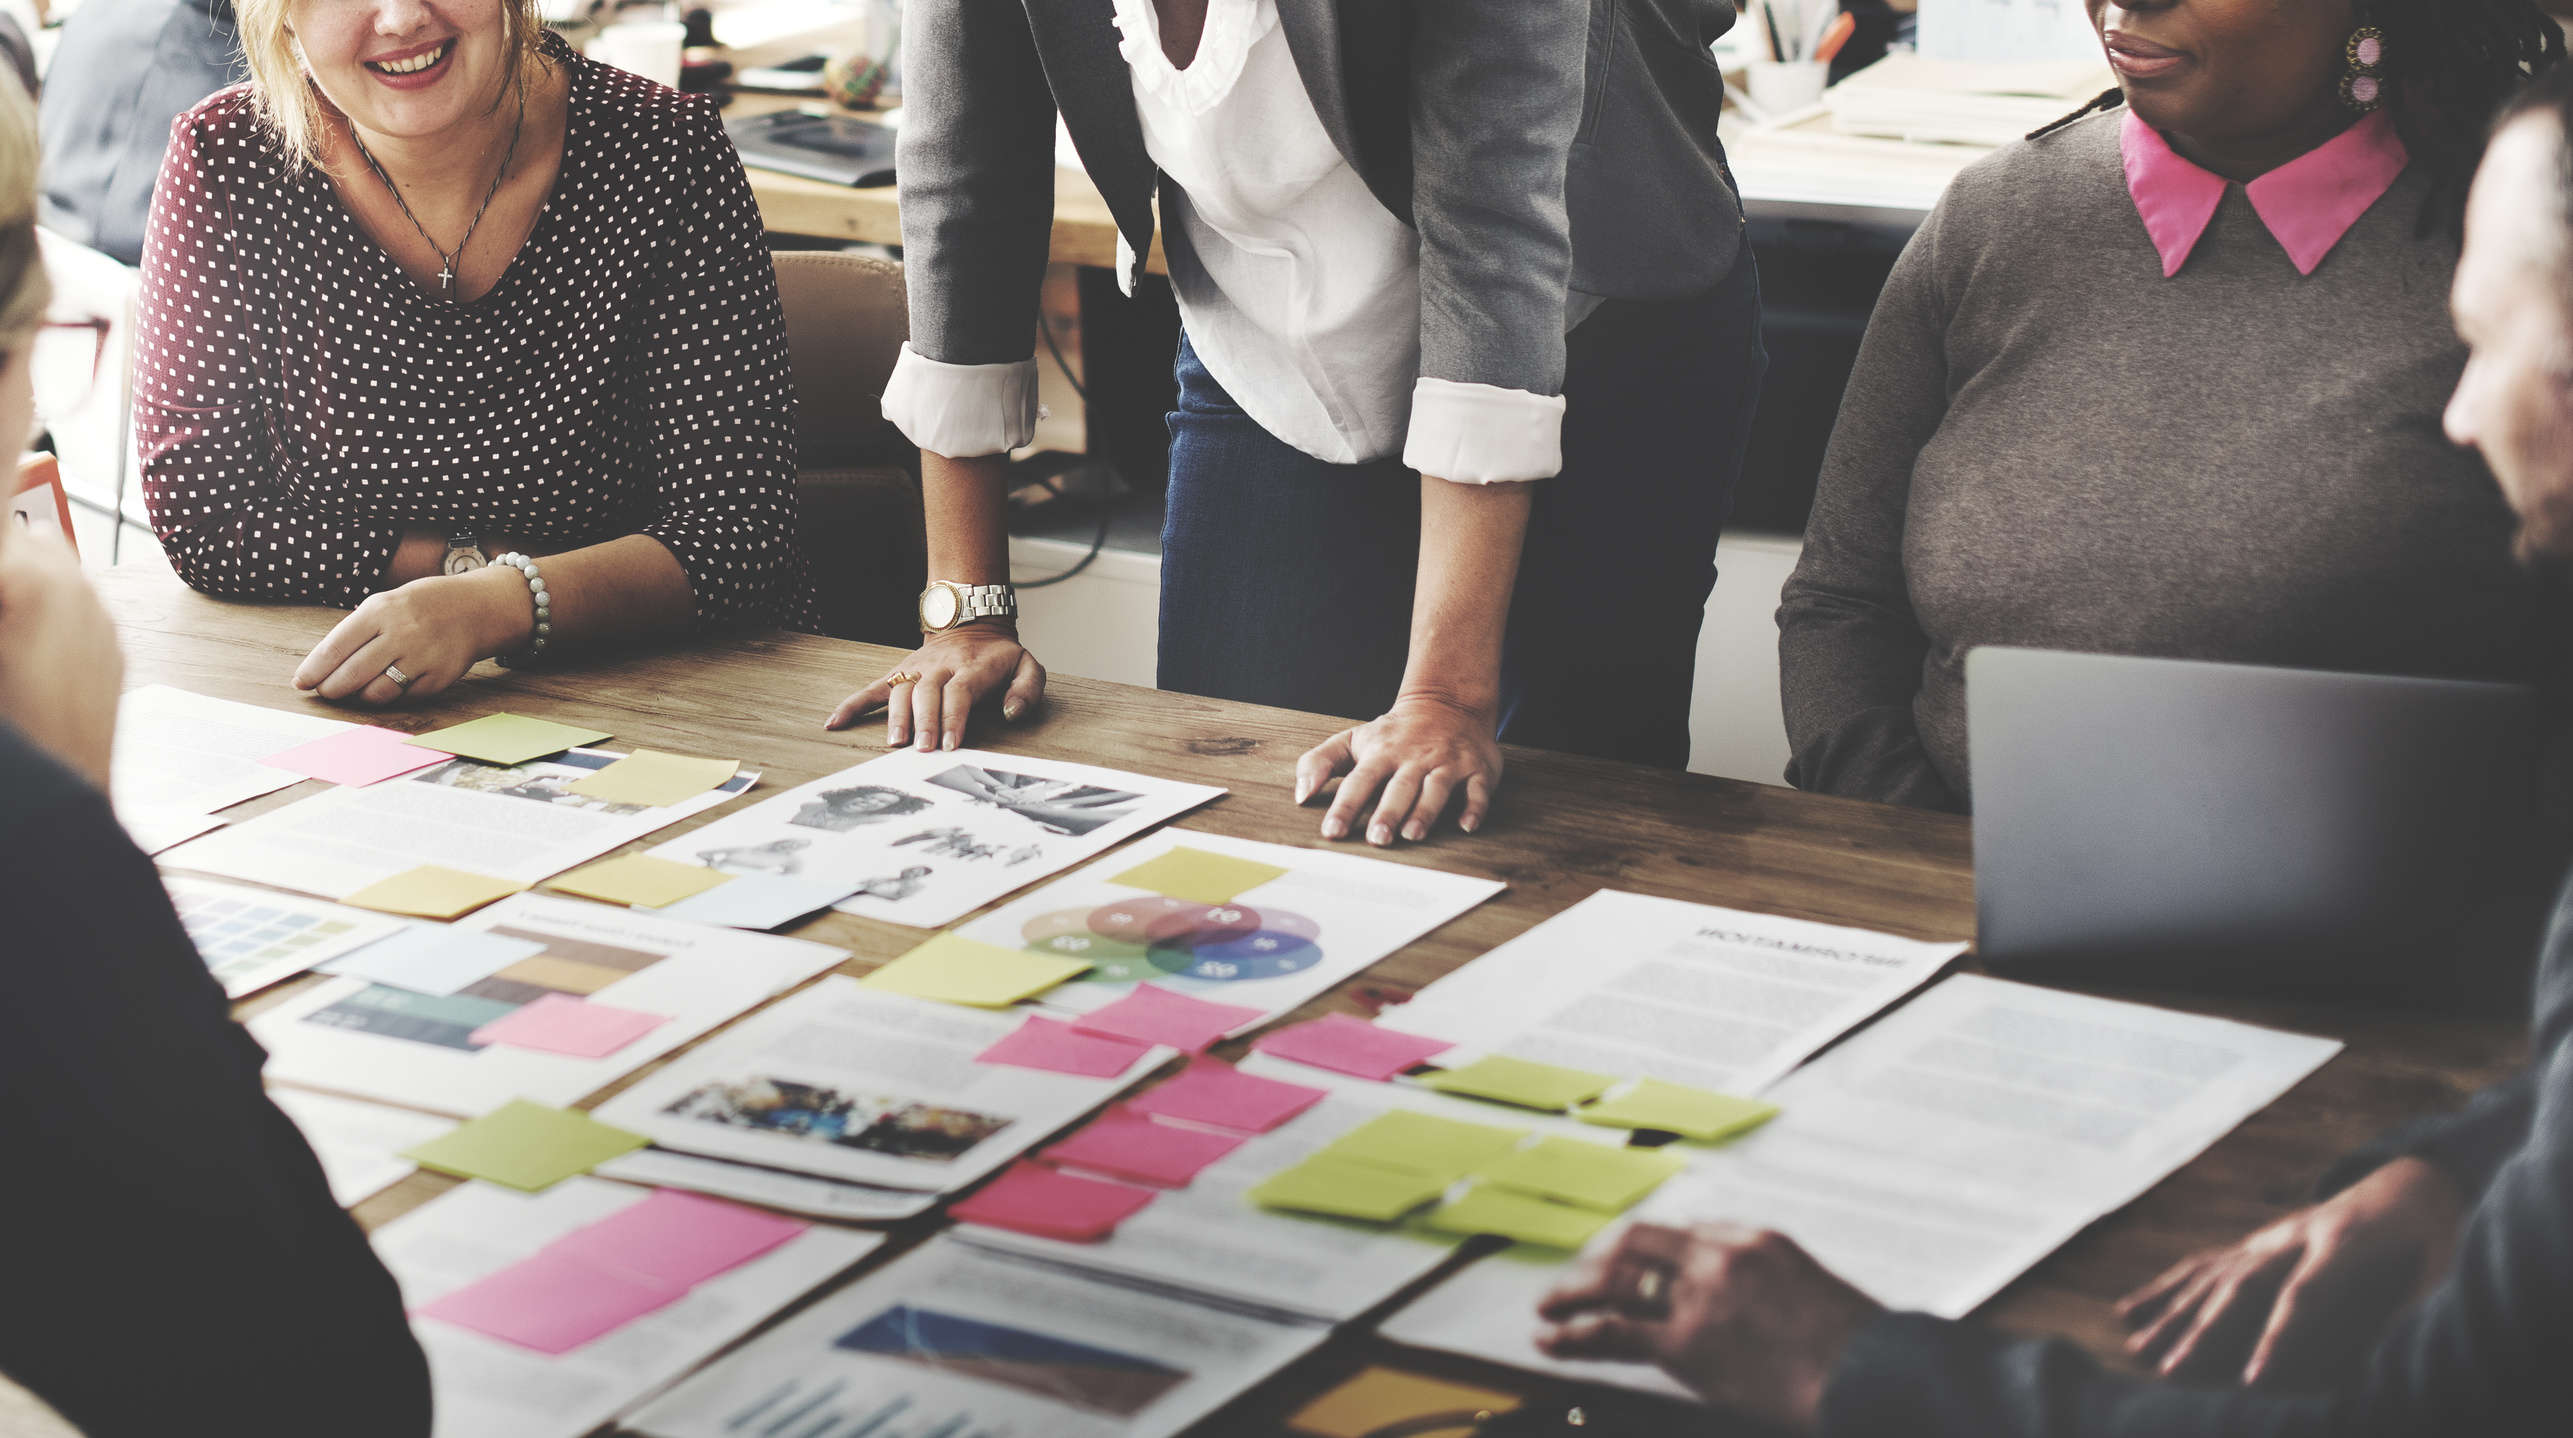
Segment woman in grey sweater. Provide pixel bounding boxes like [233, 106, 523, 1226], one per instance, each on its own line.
[1779, 0, 2562, 812]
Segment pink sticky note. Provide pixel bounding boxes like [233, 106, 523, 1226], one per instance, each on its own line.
[975, 1015, 1155, 1077]
[470, 993, 671, 1059]
[1044, 1106, 1245, 1187]
[1070, 985, 1266, 1053]
[415, 1249, 680, 1354]
[1127, 1055, 1328, 1134]
[1247, 1012, 1454, 1081]
[949, 1161, 1157, 1241]
[261, 725, 448, 786]
[546, 1189, 808, 1289]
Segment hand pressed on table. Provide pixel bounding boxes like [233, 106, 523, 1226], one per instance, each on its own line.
[1298, 692, 1502, 846]
[294, 566, 540, 707]
[823, 620, 1046, 751]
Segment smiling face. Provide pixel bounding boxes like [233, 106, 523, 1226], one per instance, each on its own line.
[2446, 114, 2573, 560]
[289, 0, 515, 142]
[2086, 0, 2357, 145]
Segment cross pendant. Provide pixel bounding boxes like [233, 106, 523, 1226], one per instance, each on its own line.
[438, 260, 455, 298]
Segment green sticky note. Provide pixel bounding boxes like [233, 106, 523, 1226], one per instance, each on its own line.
[341, 864, 528, 919]
[1420, 1056, 1617, 1112]
[1576, 1079, 1781, 1143]
[408, 714, 614, 766]
[1322, 1110, 1531, 1180]
[1111, 846, 1292, 905]
[564, 749, 740, 807]
[1250, 1154, 1451, 1222]
[1474, 1136, 1685, 1212]
[548, 854, 734, 909]
[860, 932, 1091, 1007]
[400, 1099, 649, 1192]
[1426, 1184, 1615, 1249]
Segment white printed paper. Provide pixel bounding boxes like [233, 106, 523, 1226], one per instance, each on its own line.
[591, 1148, 943, 1222]
[111, 684, 346, 817]
[164, 876, 416, 998]
[121, 803, 225, 856]
[645, 748, 1223, 928]
[266, 1087, 459, 1207]
[316, 927, 549, 998]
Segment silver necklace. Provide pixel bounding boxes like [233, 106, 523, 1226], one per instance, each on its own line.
[349, 90, 526, 301]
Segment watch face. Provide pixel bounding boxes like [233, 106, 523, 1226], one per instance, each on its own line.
[920, 584, 960, 631]
[442, 550, 486, 576]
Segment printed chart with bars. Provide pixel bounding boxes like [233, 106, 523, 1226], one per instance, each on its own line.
[301, 925, 667, 1050]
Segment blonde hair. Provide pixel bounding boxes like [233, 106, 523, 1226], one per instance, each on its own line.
[234, 0, 552, 168]
[0, 72, 48, 356]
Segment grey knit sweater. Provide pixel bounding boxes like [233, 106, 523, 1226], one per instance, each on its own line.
[1777, 110, 2546, 811]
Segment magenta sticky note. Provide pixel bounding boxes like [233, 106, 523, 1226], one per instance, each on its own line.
[1044, 1107, 1245, 1187]
[1127, 1055, 1328, 1133]
[470, 993, 671, 1059]
[975, 1014, 1154, 1077]
[1070, 985, 1266, 1053]
[261, 725, 448, 787]
[1247, 1012, 1454, 1081]
[545, 1189, 808, 1289]
[949, 1161, 1156, 1241]
[414, 1249, 680, 1354]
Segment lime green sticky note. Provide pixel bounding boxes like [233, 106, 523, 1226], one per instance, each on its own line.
[1576, 1079, 1781, 1143]
[400, 1099, 649, 1192]
[549, 854, 734, 909]
[860, 932, 1091, 1007]
[1425, 1184, 1615, 1249]
[1111, 846, 1292, 905]
[1322, 1110, 1531, 1180]
[408, 714, 614, 766]
[1421, 1056, 1617, 1112]
[564, 749, 741, 807]
[1250, 1154, 1451, 1222]
[1474, 1136, 1685, 1212]
[341, 865, 529, 919]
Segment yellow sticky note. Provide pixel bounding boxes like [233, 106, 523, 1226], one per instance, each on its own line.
[549, 854, 735, 909]
[860, 932, 1091, 1007]
[1249, 1154, 1450, 1222]
[1420, 1056, 1617, 1112]
[564, 749, 741, 807]
[1111, 846, 1291, 905]
[1577, 1079, 1781, 1143]
[408, 713, 613, 766]
[1288, 1367, 1521, 1438]
[1474, 1135, 1685, 1212]
[341, 865, 528, 919]
[1322, 1110, 1530, 1180]
[400, 1099, 649, 1192]
[1426, 1184, 1614, 1249]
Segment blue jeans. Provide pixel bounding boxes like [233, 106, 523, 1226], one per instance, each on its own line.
[1156, 249, 1765, 768]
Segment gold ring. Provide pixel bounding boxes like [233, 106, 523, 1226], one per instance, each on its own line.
[383, 663, 416, 689]
[885, 672, 920, 687]
[1635, 1267, 1665, 1305]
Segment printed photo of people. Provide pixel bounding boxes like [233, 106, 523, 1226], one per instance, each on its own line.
[926, 765, 1143, 837]
[788, 784, 935, 833]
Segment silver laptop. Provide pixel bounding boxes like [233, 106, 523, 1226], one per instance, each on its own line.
[1966, 647, 2546, 994]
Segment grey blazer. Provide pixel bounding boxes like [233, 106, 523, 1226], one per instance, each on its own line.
[897, 0, 1746, 400]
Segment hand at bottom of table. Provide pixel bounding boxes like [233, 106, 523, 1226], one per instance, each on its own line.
[1296, 693, 1501, 846]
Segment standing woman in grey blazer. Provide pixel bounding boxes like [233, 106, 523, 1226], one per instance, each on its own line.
[828, 0, 1762, 846]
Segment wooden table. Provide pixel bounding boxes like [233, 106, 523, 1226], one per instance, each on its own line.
[98, 568, 2527, 1435]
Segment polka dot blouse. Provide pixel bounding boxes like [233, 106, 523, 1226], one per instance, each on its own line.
[134, 42, 813, 630]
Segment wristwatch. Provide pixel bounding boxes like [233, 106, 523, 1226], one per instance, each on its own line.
[918, 580, 1016, 633]
[442, 530, 489, 575]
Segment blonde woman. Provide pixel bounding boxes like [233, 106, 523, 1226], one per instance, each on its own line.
[134, 0, 810, 709]
[0, 77, 432, 1438]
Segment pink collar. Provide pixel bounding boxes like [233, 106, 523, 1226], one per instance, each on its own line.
[2119, 107, 2408, 277]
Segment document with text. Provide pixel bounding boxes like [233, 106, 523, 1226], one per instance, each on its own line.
[112, 684, 346, 817]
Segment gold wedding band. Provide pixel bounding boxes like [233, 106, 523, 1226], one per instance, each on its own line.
[383, 664, 416, 689]
[885, 672, 921, 687]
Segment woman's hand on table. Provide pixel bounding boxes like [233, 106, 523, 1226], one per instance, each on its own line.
[295, 568, 536, 706]
[0, 527, 123, 790]
[1296, 692, 1501, 846]
[2117, 1154, 2467, 1387]
[1536, 1221, 1883, 1432]
[824, 622, 1046, 751]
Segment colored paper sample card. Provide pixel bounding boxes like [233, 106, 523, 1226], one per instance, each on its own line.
[316, 926, 546, 998]
[1421, 1056, 1616, 1112]
[1288, 1366, 1522, 1438]
[1425, 1185, 1612, 1250]
[545, 1189, 808, 1289]
[1125, 1055, 1327, 1134]
[656, 873, 852, 930]
[975, 1015, 1154, 1077]
[414, 1248, 682, 1354]
[260, 725, 447, 787]
[1109, 846, 1292, 905]
[948, 1161, 1157, 1241]
[1249, 1154, 1450, 1223]
[565, 750, 742, 807]
[470, 993, 671, 1059]
[1576, 1079, 1781, 1143]
[1071, 984, 1264, 1053]
[400, 1100, 649, 1191]
[860, 932, 1089, 1007]
[1323, 1111, 1530, 1180]
[549, 854, 736, 909]
[1473, 1137, 1684, 1212]
[1250, 1012, 1454, 1081]
[340, 864, 529, 919]
[407, 714, 613, 766]
[1043, 1108, 1245, 1188]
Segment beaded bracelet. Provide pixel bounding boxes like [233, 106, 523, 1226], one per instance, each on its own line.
[493, 552, 551, 668]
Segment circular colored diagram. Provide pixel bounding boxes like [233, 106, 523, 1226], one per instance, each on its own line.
[1024, 898, 1324, 983]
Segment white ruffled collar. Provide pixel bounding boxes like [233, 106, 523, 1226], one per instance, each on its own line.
[1111, 0, 1274, 117]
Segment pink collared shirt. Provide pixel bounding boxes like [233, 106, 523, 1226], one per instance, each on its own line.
[2120, 107, 2409, 277]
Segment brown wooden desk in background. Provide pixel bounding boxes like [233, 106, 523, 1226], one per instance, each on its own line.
[96, 568, 2525, 1435]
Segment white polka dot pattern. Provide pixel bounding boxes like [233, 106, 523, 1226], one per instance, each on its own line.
[133, 41, 813, 630]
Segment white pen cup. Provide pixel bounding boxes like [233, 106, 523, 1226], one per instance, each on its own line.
[595, 19, 686, 90]
[1746, 59, 1830, 118]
